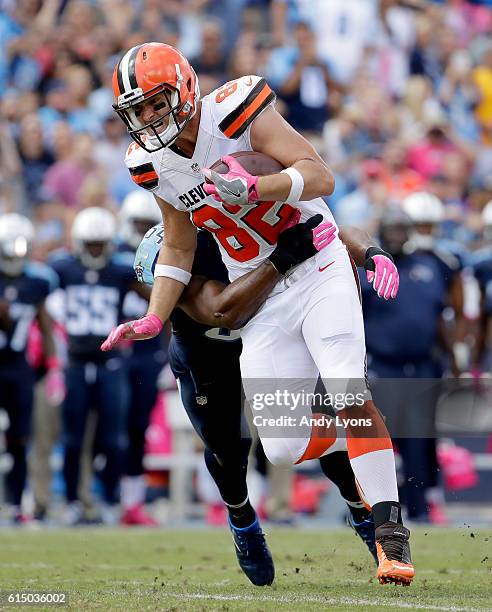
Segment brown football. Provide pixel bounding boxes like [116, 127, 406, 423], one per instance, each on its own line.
[208, 151, 284, 177]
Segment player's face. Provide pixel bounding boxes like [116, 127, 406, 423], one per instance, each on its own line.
[415, 222, 434, 236]
[133, 218, 157, 238]
[131, 92, 172, 133]
[84, 241, 107, 259]
[380, 224, 409, 257]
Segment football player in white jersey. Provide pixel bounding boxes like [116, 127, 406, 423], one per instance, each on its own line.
[102, 42, 414, 585]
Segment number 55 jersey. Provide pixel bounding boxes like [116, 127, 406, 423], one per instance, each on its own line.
[125, 75, 340, 283]
[49, 251, 136, 361]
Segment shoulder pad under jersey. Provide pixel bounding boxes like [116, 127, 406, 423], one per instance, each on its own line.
[212, 75, 276, 139]
[125, 141, 159, 191]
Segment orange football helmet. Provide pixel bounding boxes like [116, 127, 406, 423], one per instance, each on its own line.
[112, 42, 200, 152]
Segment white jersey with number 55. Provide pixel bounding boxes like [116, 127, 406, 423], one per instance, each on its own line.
[125, 74, 339, 282]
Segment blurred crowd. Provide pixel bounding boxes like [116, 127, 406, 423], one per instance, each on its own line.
[0, 0, 491, 245]
[1, 0, 492, 525]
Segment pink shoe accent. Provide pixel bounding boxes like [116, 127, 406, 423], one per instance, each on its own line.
[120, 505, 159, 527]
[427, 501, 448, 525]
[205, 503, 227, 526]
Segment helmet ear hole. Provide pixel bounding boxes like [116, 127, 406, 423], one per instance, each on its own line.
[187, 78, 192, 92]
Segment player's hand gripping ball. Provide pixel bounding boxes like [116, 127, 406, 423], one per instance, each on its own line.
[202, 155, 260, 206]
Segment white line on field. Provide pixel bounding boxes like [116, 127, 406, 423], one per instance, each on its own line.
[164, 592, 490, 612]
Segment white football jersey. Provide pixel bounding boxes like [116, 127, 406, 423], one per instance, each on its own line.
[125, 75, 339, 282]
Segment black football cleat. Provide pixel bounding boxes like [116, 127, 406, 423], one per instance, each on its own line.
[376, 522, 415, 585]
[347, 513, 378, 564]
[229, 516, 275, 586]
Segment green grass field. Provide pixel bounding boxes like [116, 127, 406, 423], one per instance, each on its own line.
[0, 527, 491, 611]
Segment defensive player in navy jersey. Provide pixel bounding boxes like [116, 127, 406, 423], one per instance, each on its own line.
[361, 208, 461, 523]
[402, 192, 467, 374]
[49, 206, 150, 524]
[0, 213, 59, 523]
[470, 201, 492, 373]
[131, 218, 398, 585]
[117, 191, 167, 526]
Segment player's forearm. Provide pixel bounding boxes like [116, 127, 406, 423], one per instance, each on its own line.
[256, 159, 334, 202]
[209, 262, 280, 329]
[37, 304, 57, 360]
[471, 308, 489, 368]
[338, 226, 377, 266]
[147, 245, 195, 322]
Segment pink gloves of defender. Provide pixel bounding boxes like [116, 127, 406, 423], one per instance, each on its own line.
[364, 250, 399, 300]
[100, 313, 163, 352]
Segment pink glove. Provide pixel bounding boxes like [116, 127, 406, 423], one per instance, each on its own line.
[45, 356, 66, 406]
[365, 253, 399, 300]
[202, 155, 260, 206]
[100, 313, 163, 352]
[312, 222, 337, 251]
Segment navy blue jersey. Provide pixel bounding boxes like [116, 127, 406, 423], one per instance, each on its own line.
[436, 238, 466, 271]
[362, 251, 457, 362]
[50, 251, 135, 360]
[470, 248, 492, 315]
[0, 262, 57, 363]
[170, 231, 239, 344]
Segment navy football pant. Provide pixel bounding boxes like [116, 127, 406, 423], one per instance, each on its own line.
[368, 356, 440, 520]
[125, 355, 162, 477]
[62, 359, 129, 504]
[169, 337, 251, 506]
[0, 362, 34, 506]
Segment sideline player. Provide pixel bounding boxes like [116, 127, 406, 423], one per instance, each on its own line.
[50, 207, 151, 524]
[132, 218, 397, 582]
[117, 191, 166, 526]
[0, 213, 60, 522]
[103, 43, 414, 585]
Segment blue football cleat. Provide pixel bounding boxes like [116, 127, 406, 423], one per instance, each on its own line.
[347, 513, 378, 564]
[229, 516, 275, 586]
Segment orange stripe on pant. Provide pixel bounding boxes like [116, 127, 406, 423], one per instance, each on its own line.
[223, 85, 273, 138]
[295, 413, 337, 463]
[346, 436, 394, 460]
